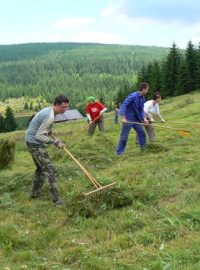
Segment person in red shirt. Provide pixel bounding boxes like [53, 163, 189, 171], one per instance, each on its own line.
[86, 96, 107, 135]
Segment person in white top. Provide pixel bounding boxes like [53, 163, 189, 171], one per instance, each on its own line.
[144, 92, 165, 142]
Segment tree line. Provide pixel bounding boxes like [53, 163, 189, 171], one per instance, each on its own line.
[0, 43, 169, 109]
[136, 40, 200, 99]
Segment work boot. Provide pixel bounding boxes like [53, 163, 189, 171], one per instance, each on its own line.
[30, 190, 42, 199]
[53, 198, 65, 206]
[140, 145, 147, 153]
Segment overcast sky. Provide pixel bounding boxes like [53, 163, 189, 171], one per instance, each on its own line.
[0, 0, 199, 48]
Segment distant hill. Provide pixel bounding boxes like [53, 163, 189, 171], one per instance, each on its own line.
[0, 43, 169, 106]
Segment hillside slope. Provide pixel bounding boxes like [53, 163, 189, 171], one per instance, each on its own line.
[0, 92, 200, 269]
[0, 43, 169, 105]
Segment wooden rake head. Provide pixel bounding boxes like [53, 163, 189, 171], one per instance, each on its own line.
[50, 134, 117, 200]
[178, 130, 191, 138]
[84, 182, 117, 199]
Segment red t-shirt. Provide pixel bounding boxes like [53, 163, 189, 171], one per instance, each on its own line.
[86, 101, 106, 121]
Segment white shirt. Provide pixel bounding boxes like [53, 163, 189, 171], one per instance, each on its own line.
[144, 100, 160, 121]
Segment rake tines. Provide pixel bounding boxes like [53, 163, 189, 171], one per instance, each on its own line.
[178, 130, 191, 137]
[84, 182, 117, 199]
[51, 134, 117, 199]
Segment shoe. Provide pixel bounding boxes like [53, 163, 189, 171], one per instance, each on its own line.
[30, 191, 42, 199]
[53, 198, 65, 206]
[141, 146, 147, 152]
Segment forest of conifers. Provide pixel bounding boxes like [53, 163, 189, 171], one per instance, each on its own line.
[0, 43, 169, 109]
[137, 41, 200, 99]
[1, 41, 199, 112]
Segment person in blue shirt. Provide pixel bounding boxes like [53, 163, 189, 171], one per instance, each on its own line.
[116, 82, 149, 156]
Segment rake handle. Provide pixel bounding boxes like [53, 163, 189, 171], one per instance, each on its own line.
[164, 121, 200, 126]
[62, 146, 101, 188]
[125, 121, 190, 133]
[87, 115, 102, 129]
[51, 134, 101, 188]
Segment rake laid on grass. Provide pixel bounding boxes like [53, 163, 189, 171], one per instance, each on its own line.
[51, 134, 116, 198]
[125, 121, 191, 137]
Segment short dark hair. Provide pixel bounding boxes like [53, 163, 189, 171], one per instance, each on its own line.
[139, 82, 149, 91]
[54, 95, 69, 105]
[152, 92, 161, 100]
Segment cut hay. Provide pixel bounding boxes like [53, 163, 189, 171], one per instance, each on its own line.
[145, 143, 169, 153]
[67, 184, 133, 218]
[70, 133, 116, 169]
[0, 138, 15, 170]
[0, 172, 31, 193]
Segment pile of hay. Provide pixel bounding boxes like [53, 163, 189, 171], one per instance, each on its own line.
[145, 143, 169, 153]
[67, 183, 133, 218]
[0, 138, 15, 170]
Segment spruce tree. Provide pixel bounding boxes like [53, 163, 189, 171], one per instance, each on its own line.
[115, 84, 132, 105]
[115, 89, 124, 106]
[24, 102, 29, 110]
[99, 94, 105, 105]
[196, 43, 200, 89]
[151, 62, 161, 90]
[136, 65, 147, 87]
[162, 42, 181, 97]
[4, 107, 17, 132]
[185, 40, 198, 92]
[147, 61, 161, 98]
[0, 114, 4, 132]
[29, 101, 33, 110]
[176, 58, 191, 95]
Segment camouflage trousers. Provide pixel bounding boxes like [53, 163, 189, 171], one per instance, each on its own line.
[26, 142, 59, 202]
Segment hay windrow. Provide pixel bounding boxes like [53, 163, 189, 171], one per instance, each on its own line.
[67, 184, 133, 218]
[145, 143, 169, 153]
[0, 138, 15, 170]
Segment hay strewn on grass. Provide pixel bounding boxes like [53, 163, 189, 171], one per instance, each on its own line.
[145, 143, 169, 153]
[0, 138, 15, 170]
[67, 184, 133, 218]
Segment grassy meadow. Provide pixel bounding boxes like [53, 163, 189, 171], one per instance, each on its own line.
[0, 97, 47, 115]
[0, 92, 200, 270]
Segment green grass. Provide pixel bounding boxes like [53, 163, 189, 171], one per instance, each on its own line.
[0, 96, 47, 115]
[0, 92, 200, 269]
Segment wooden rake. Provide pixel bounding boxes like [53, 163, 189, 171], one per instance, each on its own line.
[125, 121, 191, 137]
[51, 134, 116, 198]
